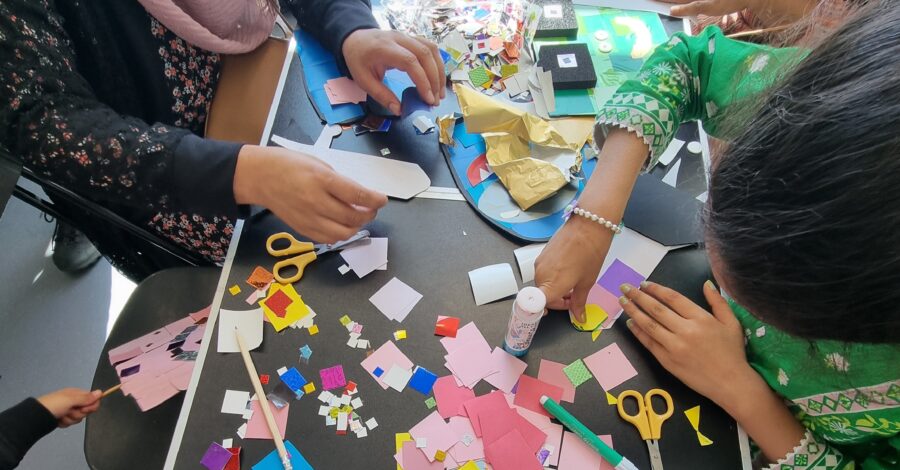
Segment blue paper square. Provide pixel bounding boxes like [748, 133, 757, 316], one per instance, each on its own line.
[279, 367, 307, 392]
[373, 367, 384, 377]
[408, 366, 438, 395]
[252, 440, 313, 470]
[298, 345, 312, 359]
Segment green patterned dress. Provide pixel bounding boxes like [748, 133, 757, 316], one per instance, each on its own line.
[597, 25, 900, 469]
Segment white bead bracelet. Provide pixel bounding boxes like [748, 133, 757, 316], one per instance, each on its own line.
[563, 201, 622, 235]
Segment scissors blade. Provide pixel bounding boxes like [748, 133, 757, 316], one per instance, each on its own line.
[647, 440, 664, 470]
[315, 230, 371, 255]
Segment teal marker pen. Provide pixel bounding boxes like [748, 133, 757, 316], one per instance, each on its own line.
[540, 395, 638, 470]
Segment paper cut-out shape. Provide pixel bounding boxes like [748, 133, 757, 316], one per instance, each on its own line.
[513, 244, 546, 284]
[251, 440, 312, 470]
[383, 365, 414, 392]
[571, 304, 609, 332]
[468, 264, 519, 306]
[259, 283, 310, 332]
[598, 259, 645, 295]
[361, 341, 414, 389]
[340, 237, 388, 278]
[584, 343, 638, 392]
[394, 330, 407, 341]
[262, 289, 292, 318]
[325, 77, 367, 105]
[409, 367, 439, 395]
[433, 375, 476, 419]
[217, 308, 263, 353]
[246, 266, 274, 290]
[538, 359, 576, 403]
[201, 442, 233, 470]
[480, 407, 547, 454]
[463, 391, 511, 436]
[434, 316, 461, 337]
[228, 285, 241, 296]
[425, 397, 436, 409]
[563, 359, 593, 388]
[369, 277, 423, 322]
[245, 401, 289, 440]
[684, 406, 714, 446]
[410, 411, 458, 462]
[483, 347, 527, 394]
[592, 329, 603, 341]
[558, 432, 615, 470]
[319, 365, 347, 391]
[606, 392, 618, 405]
[515, 376, 564, 417]
[483, 429, 543, 470]
[221, 390, 250, 415]
[280, 367, 307, 393]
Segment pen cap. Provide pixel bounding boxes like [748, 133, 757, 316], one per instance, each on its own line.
[514, 286, 546, 318]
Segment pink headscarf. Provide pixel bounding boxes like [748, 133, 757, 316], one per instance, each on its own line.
[137, 0, 277, 54]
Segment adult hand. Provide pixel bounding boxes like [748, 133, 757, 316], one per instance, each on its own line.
[37, 388, 102, 428]
[342, 29, 446, 116]
[661, 0, 816, 25]
[534, 217, 614, 324]
[660, 0, 756, 18]
[619, 280, 757, 410]
[234, 146, 388, 244]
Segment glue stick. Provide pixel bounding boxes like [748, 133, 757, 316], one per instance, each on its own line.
[503, 286, 547, 356]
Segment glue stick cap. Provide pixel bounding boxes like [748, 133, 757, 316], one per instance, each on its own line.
[515, 286, 546, 315]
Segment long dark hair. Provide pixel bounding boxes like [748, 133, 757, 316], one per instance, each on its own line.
[706, 0, 900, 343]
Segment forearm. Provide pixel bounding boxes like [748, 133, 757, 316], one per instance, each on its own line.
[722, 369, 807, 462]
[578, 128, 648, 229]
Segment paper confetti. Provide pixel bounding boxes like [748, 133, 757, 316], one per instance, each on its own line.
[684, 406, 714, 446]
[425, 396, 437, 409]
[434, 315, 461, 337]
[394, 330, 407, 341]
[469, 67, 491, 87]
[319, 365, 347, 391]
[228, 285, 242, 296]
[562, 359, 592, 388]
[408, 367, 439, 395]
[246, 266, 274, 290]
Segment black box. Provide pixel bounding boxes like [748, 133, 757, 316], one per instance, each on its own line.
[534, 0, 578, 39]
[537, 43, 597, 90]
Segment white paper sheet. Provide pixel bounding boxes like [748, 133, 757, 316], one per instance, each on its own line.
[513, 243, 548, 284]
[340, 237, 389, 278]
[217, 308, 264, 353]
[468, 263, 519, 306]
[369, 277, 423, 322]
[656, 138, 685, 167]
[382, 365, 413, 392]
[271, 135, 431, 200]
[661, 158, 681, 187]
[221, 390, 250, 415]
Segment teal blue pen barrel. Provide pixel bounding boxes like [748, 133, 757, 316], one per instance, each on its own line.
[541, 396, 624, 466]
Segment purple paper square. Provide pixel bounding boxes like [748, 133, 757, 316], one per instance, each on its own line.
[200, 442, 231, 470]
[598, 259, 645, 295]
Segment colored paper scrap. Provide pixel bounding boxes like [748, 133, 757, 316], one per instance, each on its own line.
[324, 77, 367, 105]
[571, 304, 609, 332]
[448, 416, 485, 463]
[369, 277, 423, 322]
[562, 359, 593, 388]
[246, 266, 274, 289]
[397, 440, 443, 470]
[586, 285, 621, 323]
[280, 367, 307, 393]
[597, 259, 646, 296]
[409, 367, 439, 395]
[245, 401, 289, 440]
[383, 365, 414, 392]
[606, 392, 618, 405]
[339, 237, 388, 278]
[425, 397, 436, 409]
[217, 308, 263, 353]
[483, 429, 543, 470]
[260, 283, 310, 332]
[394, 330, 407, 341]
[308, 324, 319, 335]
[361, 340, 414, 389]
[479, 407, 547, 454]
[537, 360, 575, 403]
[228, 285, 241, 296]
[685, 406, 714, 446]
[433, 375, 476, 419]
[514, 376, 564, 417]
[410, 411, 458, 462]
[319, 365, 347, 391]
[468, 67, 491, 87]
[558, 432, 615, 470]
[221, 390, 250, 415]
[445, 341, 495, 388]
[512, 244, 546, 284]
[584, 343, 638, 392]
[201, 442, 233, 470]
[483, 347, 527, 394]
[434, 316, 461, 337]
[540, 422, 564, 467]
[262, 289, 291, 317]
[251, 440, 312, 470]
[468, 264, 519, 306]
[462, 391, 511, 436]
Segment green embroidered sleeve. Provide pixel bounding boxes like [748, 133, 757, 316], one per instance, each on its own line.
[597, 25, 804, 166]
[762, 430, 853, 470]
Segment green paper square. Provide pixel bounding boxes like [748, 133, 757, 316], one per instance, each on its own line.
[468, 67, 491, 87]
[500, 64, 518, 78]
[563, 359, 593, 388]
[425, 396, 437, 409]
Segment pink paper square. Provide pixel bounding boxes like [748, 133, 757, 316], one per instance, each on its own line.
[514, 375, 563, 417]
[540, 422, 564, 467]
[165, 362, 194, 391]
[448, 417, 485, 462]
[479, 408, 547, 454]
[397, 440, 443, 470]
[433, 376, 476, 419]
[537, 359, 576, 403]
[483, 430, 543, 470]
[445, 345, 495, 388]
[586, 283, 623, 323]
[584, 343, 638, 392]
[245, 401, 289, 440]
[409, 411, 458, 462]
[360, 341, 414, 389]
[462, 391, 510, 436]
[440, 322, 490, 354]
[483, 347, 527, 393]
[557, 431, 614, 470]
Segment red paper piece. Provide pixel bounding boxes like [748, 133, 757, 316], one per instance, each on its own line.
[434, 315, 461, 338]
[514, 376, 564, 417]
[483, 429, 543, 470]
[462, 391, 510, 436]
[433, 375, 475, 419]
[479, 408, 547, 455]
[466, 154, 491, 186]
[262, 289, 292, 318]
[224, 447, 241, 470]
[259, 374, 269, 385]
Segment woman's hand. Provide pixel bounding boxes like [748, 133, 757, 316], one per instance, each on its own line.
[619, 280, 756, 410]
[535, 217, 614, 323]
[37, 388, 102, 427]
[234, 146, 388, 244]
[661, 0, 817, 26]
[660, 0, 757, 18]
[342, 29, 446, 116]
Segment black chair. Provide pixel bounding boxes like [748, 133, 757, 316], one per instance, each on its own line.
[84, 267, 221, 470]
[0, 144, 211, 282]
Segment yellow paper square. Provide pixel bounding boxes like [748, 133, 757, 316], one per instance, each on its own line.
[395, 433, 413, 470]
[259, 283, 310, 332]
[339, 315, 352, 326]
[228, 285, 242, 296]
[303, 382, 316, 394]
[434, 450, 446, 462]
[394, 330, 407, 341]
[308, 324, 319, 335]
[459, 462, 480, 470]
[572, 304, 608, 332]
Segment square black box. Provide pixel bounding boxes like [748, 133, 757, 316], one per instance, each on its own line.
[534, 0, 578, 39]
[537, 43, 597, 90]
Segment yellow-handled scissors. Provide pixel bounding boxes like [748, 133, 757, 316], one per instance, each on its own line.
[616, 388, 673, 470]
[266, 230, 369, 284]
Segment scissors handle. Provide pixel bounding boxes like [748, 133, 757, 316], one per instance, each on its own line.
[272, 251, 316, 284]
[617, 390, 652, 440]
[266, 232, 315, 257]
[644, 389, 674, 440]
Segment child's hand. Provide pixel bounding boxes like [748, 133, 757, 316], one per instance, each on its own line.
[619, 281, 757, 411]
[37, 388, 102, 428]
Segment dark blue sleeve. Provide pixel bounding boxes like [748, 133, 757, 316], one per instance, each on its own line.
[172, 134, 247, 219]
[0, 398, 58, 469]
[285, 0, 380, 73]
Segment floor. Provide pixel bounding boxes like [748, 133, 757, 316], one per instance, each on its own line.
[0, 181, 135, 470]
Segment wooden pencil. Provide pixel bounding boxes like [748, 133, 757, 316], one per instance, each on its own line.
[101, 384, 122, 398]
[235, 327, 292, 470]
[727, 24, 792, 39]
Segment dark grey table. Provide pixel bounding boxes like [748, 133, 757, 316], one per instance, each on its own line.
[162, 27, 750, 469]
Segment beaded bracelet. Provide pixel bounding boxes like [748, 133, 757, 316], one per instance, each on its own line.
[563, 199, 622, 235]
